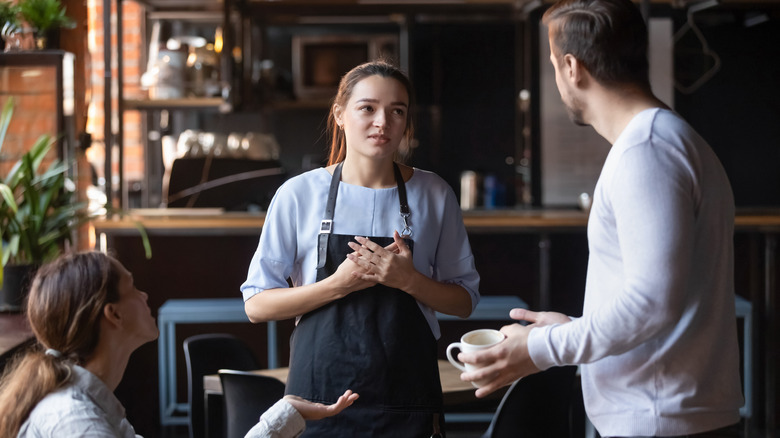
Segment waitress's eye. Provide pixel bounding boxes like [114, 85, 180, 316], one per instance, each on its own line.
[360, 105, 374, 113]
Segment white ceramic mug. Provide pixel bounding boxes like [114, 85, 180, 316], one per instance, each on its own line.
[446, 328, 506, 387]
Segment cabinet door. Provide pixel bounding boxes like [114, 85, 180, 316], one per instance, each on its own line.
[410, 21, 520, 208]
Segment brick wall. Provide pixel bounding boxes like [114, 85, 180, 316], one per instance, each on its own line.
[0, 68, 59, 178]
[86, 0, 144, 193]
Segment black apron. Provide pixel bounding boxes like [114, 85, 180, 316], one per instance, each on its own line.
[286, 162, 444, 437]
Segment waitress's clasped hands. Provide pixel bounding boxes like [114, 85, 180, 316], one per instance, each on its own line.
[458, 308, 572, 398]
[346, 231, 417, 290]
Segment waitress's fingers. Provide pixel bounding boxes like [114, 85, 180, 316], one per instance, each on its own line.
[336, 254, 370, 276]
[348, 236, 402, 258]
[353, 236, 387, 255]
[384, 241, 401, 254]
[392, 231, 411, 256]
[349, 268, 383, 286]
[346, 253, 383, 278]
[346, 241, 377, 264]
[331, 256, 377, 293]
[346, 252, 369, 268]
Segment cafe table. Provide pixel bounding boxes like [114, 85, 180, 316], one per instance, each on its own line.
[203, 360, 507, 437]
[158, 295, 526, 426]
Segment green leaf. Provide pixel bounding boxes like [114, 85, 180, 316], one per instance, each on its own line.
[0, 98, 14, 155]
[134, 221, 152, 260]
[3, 234, 19, 265]
[0, 183, 18, 215]
[19, 0, 74, 32]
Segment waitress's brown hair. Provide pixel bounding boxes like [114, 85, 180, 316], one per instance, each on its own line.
[326, 59, 416, 166]
[0, 251, 121, 437]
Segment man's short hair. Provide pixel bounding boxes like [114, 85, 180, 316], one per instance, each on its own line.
[543, 0, 650, 88]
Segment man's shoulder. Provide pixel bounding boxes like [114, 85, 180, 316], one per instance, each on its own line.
[618, 108, 699, 153]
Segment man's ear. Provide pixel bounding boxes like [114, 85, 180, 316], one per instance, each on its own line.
[103, 303, 122, 328]
[564, 54, 590, 88]
[563, 53, 580, 84]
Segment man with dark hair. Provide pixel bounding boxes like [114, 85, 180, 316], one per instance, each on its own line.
[458, 0, 743, 436]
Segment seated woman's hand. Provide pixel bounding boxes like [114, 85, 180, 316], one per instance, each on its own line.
[284, 390, 360, 421]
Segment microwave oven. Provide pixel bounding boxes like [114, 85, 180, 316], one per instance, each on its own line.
[292, 33, 399, 100]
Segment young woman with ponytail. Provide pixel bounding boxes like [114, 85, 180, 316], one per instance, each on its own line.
[0, 251, 158, 437]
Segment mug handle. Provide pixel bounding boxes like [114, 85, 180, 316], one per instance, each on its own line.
[446, 342, 467, 372]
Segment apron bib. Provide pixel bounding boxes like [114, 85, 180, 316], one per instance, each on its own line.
[286, 163, 444, 437]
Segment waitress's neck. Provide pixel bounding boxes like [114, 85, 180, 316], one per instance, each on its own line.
[341, 156, 396, 189]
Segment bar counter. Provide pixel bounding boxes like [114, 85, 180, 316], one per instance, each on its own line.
[93, 208, 592, 234]
[92, 208, 780, 234]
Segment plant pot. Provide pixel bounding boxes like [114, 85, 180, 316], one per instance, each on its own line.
[34, 34, 47, 49]
[32, 29, 59, 50]
[0, 264, 38, 312]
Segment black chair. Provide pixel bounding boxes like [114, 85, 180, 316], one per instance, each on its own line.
[482, 366, 579, 438]
[218, 369, 287, 438]
[183, 333, 260, 438]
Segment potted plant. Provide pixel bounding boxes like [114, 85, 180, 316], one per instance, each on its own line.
[0, 98, 152, 311]
[0, 97, 87, 310]
[18, 0, 74, 49]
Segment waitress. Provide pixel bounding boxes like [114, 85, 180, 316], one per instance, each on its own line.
[241, 60, 480, 437]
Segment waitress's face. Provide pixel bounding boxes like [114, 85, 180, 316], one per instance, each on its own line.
[335, 75, 409, 162]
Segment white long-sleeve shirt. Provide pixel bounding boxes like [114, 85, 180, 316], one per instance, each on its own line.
[528, 108, 743, 436]
[244, 399, 305, 438]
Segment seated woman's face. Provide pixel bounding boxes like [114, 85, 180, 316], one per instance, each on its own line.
[113, 262, 159, 346]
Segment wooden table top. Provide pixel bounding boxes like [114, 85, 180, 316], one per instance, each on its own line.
[204, 360, 505, 406]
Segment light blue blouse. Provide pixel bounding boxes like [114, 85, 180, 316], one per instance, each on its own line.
[241, 167, 480, 339]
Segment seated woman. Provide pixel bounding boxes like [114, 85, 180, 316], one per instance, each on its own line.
[0, 251, 158, 437]
[0, 251, 356, 438]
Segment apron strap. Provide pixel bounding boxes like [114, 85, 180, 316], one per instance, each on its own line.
[317, 162, 343, 269]
[392, 163, 413, 237]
